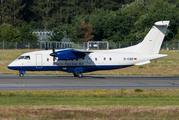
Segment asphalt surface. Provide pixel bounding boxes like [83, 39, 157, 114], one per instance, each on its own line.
[0, 75, 179, 90]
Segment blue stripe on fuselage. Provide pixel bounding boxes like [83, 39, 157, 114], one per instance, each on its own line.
[7, 65, 132, 73]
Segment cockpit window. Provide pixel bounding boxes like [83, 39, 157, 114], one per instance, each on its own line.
[18, 56, 24, 59]
[24, 56, 30, 60]
[18, 56, 30, 60]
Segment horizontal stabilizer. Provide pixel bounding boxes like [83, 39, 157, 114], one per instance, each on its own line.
[154, 21, 169, 26]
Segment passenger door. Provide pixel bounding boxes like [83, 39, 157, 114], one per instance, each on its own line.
[36, 54, 42, 69]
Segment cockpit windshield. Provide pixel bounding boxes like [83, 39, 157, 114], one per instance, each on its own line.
[18, 56, 30, 60]
[18, 56, 24, 59]
[24, 56, 30, 60]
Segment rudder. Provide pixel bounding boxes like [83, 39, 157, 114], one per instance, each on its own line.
[138, 21, 170, 54]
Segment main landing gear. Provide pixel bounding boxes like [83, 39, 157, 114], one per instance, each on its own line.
[73, 72, 83, 78]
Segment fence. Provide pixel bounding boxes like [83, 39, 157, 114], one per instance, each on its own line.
[0, 41, 178, 50]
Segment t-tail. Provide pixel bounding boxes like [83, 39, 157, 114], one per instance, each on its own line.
[138, 21, 169, 54]
[117, 21, 170, 54]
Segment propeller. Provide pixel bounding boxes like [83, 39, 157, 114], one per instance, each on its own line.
[50, 43, 56, 61]
[45, 42, 48, 50]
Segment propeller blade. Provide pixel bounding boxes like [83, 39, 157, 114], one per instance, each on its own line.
[49, 43, 56, 61]
[52, 43, 55, 61]
[45, 42, 48, 50]
[52, 43, 55, 53]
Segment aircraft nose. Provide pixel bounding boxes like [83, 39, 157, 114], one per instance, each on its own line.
[7, 63, 13, 69]
[7, 61, 16, 70]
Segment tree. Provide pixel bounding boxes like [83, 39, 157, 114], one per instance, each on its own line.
[102, 10, 135, 42]
[88, 9, 110, 41]
[78, 21, 94, 42]
[2, 0, 26, 27]
[0, 23, 11, 41]
[0, 0, 3, 24]
[0, 23, 21, 42]
[20, 0, 39, 23]
[35, 0, 53, 29]
[19, 23, 38, 42]
[47, 27, 65, 41]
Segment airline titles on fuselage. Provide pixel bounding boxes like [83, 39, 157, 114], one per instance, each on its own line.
[54, 61, 85, 66]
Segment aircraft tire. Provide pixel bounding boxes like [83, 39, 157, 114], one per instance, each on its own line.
[77, 73, 83, 78]
[19, 73, 24, 77]
[73, 73, 78, 77]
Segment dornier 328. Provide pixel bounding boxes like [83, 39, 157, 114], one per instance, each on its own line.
[8, 21, 170, 78]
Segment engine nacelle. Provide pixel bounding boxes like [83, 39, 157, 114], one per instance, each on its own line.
[55, 50, 77, 60]
[55, 49, 86, 60]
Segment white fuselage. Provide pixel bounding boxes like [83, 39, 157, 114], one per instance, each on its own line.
[8, 49, 166, 73]
[7, 21, 170, 75]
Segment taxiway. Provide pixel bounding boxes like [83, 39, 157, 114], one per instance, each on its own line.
[0, 75, 179, 90]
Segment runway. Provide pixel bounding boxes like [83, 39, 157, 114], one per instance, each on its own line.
[0, 75, 179, 90]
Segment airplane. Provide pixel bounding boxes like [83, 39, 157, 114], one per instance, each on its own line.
[8, 21, 170, 78]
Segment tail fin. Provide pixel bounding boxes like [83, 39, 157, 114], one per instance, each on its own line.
[116, 21, 170, 54]
[138, 21, 170, 54]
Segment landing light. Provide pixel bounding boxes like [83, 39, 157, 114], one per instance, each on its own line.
[62, 68, 67, 70]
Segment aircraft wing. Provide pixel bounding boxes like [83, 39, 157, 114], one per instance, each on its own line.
[72, 49, 91, 54]
[71, 49, 92, 59]
[55, 49, 93, 60]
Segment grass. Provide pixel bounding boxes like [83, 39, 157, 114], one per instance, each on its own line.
[1, 96, 179, 106]
[0, 89, 179, 119]
[0, 106, 179, 120]
[0, 89, 179, 107]
[1, 49, 179, 75]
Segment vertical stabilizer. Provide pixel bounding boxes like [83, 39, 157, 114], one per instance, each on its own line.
[138, 21, 170, 54]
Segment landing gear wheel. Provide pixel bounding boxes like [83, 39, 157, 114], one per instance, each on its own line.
[19, 73, 24, 77]
[77, 72, 83, 78]
[73, 73, 78, 77]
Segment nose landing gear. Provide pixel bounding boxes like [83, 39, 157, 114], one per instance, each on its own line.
[19, 70, 26, 77]
[19, 73, 24, 77]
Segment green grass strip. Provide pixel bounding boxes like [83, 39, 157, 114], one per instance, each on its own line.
[0, 96, 179, 107]
[0, 89, 179, 107]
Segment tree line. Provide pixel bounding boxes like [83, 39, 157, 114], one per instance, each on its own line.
[0, 0, 179, 44]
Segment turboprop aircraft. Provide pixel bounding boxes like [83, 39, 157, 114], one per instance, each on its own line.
[8, 21, 170, 78]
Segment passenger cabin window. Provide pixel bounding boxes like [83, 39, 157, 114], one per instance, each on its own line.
[95, 58, 97, 61]
[109, 58, 112, 61]
[47, 58, 49, 61]
[104, 57, 106, 61]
